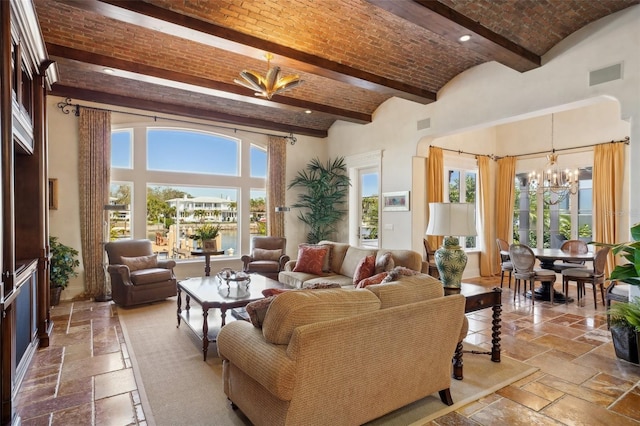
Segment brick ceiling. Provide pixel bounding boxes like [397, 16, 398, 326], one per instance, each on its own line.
[35, 0, 638, 138]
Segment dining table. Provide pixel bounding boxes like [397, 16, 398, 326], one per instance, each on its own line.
[529, 248, 595, 303]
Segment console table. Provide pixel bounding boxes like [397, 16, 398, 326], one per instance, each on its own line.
[190, 249, 225, 276]
[446, 283, 502, 380]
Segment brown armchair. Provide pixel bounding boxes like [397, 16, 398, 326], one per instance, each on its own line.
[105, 239, 177, 307]
[241, 236, 289, 280]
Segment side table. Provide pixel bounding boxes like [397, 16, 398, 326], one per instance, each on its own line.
[190, 249, 224, 276]
[445, 284, 502, 380]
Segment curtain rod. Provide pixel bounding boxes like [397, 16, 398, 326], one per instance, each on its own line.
[55, 97, 298, 145]
[434, 136, 630, 160]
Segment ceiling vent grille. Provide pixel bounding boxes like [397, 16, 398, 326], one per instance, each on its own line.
[417, 117, 431, 130]
[589, 63, 623, 86]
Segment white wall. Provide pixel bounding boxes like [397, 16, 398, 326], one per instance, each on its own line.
[328, 5, 640, 273]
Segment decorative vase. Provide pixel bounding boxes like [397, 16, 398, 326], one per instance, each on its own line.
[434, 236, 468, 289]
[611, 325, 640, 364]
[203, 239, 217, 251]
[50, 287, 62, 306]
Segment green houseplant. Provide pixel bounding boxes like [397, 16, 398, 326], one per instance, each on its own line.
[192, 223, 221, 251]
[49, 236, 80, 305]
[288, 157, 350, 244]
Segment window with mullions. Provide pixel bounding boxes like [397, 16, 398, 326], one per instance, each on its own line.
[446, 168, 478, 249]
[513, 167, 592, 248]
[110, 126, 267, 261]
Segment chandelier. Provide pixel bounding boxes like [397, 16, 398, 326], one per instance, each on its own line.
[528, 115, 579, 205]
[234, 53, 303, 99]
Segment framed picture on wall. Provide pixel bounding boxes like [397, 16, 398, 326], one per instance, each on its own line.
[382, 191, 410, 211]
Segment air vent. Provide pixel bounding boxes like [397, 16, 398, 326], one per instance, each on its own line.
[417, 117, 431, 130]
[589, 63, 623, 86]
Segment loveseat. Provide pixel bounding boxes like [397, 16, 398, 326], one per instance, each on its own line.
[217, 273, 467, 426]
[278, 240, 427, 289]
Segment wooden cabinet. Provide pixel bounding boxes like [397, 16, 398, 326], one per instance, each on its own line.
[1, 1, 58, 424]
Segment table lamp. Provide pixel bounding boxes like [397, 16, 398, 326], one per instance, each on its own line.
[425, 202, 477, 289]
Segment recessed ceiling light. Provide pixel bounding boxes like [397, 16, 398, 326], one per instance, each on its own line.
[305, 110, 312, 114]
[103, 68, 115, 74]
[459, 35, 471, 42]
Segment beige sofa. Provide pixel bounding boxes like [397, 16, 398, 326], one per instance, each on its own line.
[217, 273, 466, 426]
[278, 240, 427, 289]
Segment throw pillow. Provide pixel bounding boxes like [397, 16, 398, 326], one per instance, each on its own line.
[375, 252, 395, 274]
[293, 244, 329, 275]
[253, 248, 282, 261]
[352, 255, 376, 285]
[382, 266, 420, 283]
[262, 288, 289, 298]
[299, 243, 332, 272]
[245, 296, 276, 328]
[120, 254, 158, 272]
[356, 271, 389, 288]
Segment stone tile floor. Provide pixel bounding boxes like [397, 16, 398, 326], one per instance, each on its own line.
[15, 276, 640, 425]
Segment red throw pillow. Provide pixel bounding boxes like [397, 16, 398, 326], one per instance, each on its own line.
[353, 255, 376, 285]
[293, 245, 329, 275]
[262, 288, 290, 298]
[357, 271, 389, 288]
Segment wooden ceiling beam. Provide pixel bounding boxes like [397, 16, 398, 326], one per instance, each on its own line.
[47, 44, 371, 125]
[366, 0, 540, 72]
[60, 0, 436, 104]
[50, 85, 328, 138]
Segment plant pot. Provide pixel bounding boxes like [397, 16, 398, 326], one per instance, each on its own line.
[203, 239, 217, 251]
[610, 325, 640, 364]
[50, 287, 62, 306]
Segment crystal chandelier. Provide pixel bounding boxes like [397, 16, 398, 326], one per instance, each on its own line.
[528, 115, 579, 205]
[234, 53, 303, 99]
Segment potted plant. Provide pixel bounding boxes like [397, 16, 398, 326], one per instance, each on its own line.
[598, 222, 640, 362]
[288, 157, 350, 244]
[49, 236, 80, 306]
[608, 297, 640, 364]
[192, 223, 221, 251]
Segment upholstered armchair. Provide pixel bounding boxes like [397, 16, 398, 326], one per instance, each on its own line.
[105, 239, 177, 307]
[241, 236, 289, 279]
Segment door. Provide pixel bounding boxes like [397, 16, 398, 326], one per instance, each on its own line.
[358, 168, 379, 248]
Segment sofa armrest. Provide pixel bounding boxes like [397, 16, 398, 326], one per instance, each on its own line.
[283, 259, 297, 271]
[217, 321, 297, 400]
[421, 260, 430, 274]
[240, 255, 252, 270]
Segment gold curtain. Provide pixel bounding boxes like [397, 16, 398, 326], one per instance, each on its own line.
[593, 142, 625, 274]
[426, 146, 444, 248]
[79, 108, 111, 299]
[495, 156, 516, 273]
[267, 136, 286, 237]
[477, 155, 493, 276]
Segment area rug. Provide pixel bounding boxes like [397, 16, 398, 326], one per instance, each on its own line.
[118, 298, 537, 426]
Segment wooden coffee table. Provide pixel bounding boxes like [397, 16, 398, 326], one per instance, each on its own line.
[177, 273, 285, 360]
[445, 283, 502, 380]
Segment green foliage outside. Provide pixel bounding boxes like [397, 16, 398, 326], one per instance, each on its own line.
[289, 157, 350, 244]
[49, 237, 79, 289]
[361, 195, 378, 239]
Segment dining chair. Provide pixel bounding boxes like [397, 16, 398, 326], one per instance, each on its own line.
[496, 238, 513, 288]
[509, 243, 557, 304]
[605, 280, 630, 328]
[552, 239, 589, 273]
[561, 246, 611, 309]
[423, 238, 439, 278]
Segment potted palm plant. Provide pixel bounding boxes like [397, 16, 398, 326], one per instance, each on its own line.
[49, 236, 80, 306]
[599, 222, 640, 363]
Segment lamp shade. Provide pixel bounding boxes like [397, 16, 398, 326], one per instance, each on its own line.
[426, 203, 476, 237]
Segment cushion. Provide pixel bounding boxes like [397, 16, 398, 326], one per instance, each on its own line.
[245, 296, 276, 328]
[375, 252, 395, 274]
[356, 272, 389, 288]
[262, 289, 381, 344]
[252, 248, 282, 261]
[318, 241, 350, 273]
[120, 254, 158, 272]
[353, 255, 376, 285]
[293, 244, 329, 275]
[366, 273, 444, 309]
[340, 246, 377, 278]
[299, 243, 332, 272]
